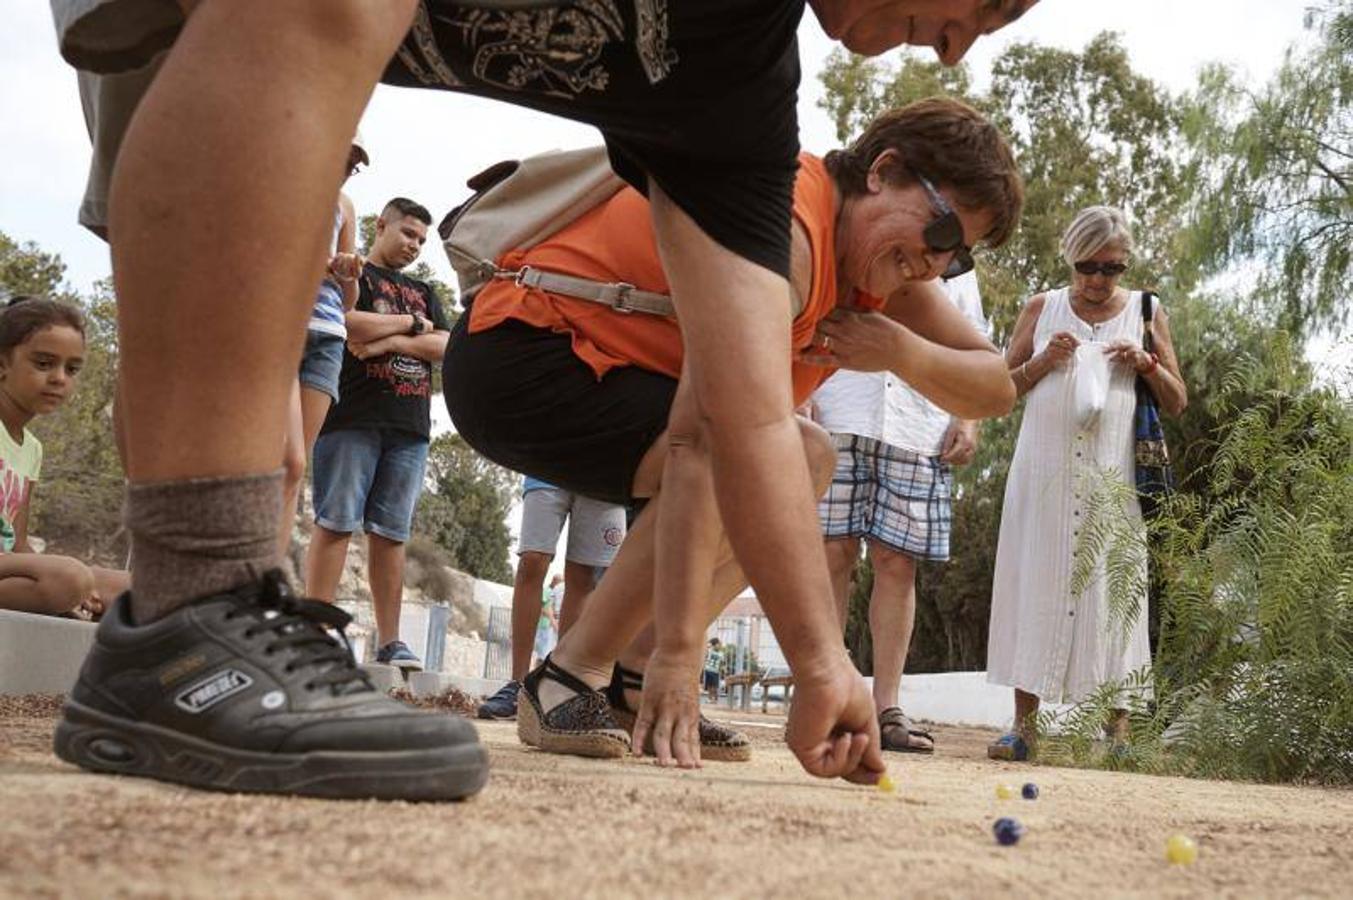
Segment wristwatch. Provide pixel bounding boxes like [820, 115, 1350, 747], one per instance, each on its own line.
[407, 313, 427, 336]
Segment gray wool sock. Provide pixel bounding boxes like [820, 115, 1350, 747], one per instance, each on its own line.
[125, 469, 284, 623]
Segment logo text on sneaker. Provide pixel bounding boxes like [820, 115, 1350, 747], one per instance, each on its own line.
[175, 669, 254, 713]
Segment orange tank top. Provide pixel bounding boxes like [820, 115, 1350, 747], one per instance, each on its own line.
[469, 154, 883, 405]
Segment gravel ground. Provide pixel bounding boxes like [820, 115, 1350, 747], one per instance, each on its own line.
[2, 695, 1350, 899]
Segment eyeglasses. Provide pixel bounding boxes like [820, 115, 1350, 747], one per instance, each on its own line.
[1073, 260, 1128, 277]
[912, 170, 974, 279]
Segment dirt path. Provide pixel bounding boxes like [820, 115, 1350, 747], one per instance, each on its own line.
[2, 696, 1349, 898]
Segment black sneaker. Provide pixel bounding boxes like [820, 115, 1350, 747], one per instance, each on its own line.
[477, 680, 520, 720]
[53, 571, 488, 801]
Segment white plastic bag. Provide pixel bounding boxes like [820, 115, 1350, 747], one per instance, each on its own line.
[1072, 341, 1111, 430]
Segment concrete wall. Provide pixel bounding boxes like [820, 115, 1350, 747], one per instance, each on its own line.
[0, 610, 97, 695]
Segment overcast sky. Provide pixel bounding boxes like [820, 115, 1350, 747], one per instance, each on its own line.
[1, 1, 1312, 298]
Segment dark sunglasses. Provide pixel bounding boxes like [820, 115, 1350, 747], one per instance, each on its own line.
[1073, 260, 1128, 277]
[912, 171, 974, 279]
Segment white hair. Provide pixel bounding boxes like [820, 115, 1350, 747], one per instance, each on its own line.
[1060, 205, 1134, 265]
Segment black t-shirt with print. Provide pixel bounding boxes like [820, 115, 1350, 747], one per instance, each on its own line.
[321, 263, 451, 440]
[381, 0, 805, 279]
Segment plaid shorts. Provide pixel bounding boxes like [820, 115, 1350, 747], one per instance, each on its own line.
[818, 434, 953, 561]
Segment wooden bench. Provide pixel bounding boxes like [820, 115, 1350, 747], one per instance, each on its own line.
[723, 672, 760, 711]
[760, 673, 795, 714]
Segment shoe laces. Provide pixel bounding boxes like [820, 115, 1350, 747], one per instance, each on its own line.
[225, 571, 373, 696]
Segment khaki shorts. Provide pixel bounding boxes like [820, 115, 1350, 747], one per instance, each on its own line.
[518, 484, 626, 568]
[51, 0, 184, 236]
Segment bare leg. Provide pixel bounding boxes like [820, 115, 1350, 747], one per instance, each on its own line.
[299, 386, 333, 453]
[90, 566, 131, 602]
[0, 556, 95, 615]
[866, 542, 917, 713]
[107, 0, 417, 614]
[510, 551, 551, 680]
[278, 379, 306, 556]
[367, 533, 405, 647]
[552, 417, 835, 686]
[304, 525, 351, 602]
[557, 559, 597, 636]
[824, 537, 861, 629]
[1015, 689, 1040, 741]
[111, 0, 408, 485]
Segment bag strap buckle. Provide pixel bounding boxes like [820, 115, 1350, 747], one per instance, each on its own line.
[608, 282, 637, 314]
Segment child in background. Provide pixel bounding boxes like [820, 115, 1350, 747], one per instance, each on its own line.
[0, 296, 128, 618]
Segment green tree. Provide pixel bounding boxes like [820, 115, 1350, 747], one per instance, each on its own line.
[1185, 1, 1353, 337]
[414, 433, 516, 584]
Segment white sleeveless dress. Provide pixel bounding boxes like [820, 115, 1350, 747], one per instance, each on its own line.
[986, 288, 1152, 704]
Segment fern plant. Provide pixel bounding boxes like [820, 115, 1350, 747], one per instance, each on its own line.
[1037, 333, 1353, 784]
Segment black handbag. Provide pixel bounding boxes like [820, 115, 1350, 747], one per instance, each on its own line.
[1133, 291, 1175, 508]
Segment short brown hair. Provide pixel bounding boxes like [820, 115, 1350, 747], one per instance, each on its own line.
[824, 97, 1024, 249]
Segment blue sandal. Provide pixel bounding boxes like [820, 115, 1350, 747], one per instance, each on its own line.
[987, 732, 1031, 762]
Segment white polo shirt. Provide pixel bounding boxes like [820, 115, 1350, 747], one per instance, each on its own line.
[811, 271, 988, 457]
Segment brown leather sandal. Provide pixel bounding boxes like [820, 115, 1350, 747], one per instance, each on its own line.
[879, 706, 935, 754]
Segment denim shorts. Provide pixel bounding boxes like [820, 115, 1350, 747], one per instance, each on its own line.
[311, 429, 429, 542]
[299, 330, 345, 403]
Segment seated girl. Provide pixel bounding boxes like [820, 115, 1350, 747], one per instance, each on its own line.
[0, 296, 129, 620]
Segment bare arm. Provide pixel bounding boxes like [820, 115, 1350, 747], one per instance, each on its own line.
[1142, 305, 1188, 417]
[647, 182, 883, 785]
[1006, 294, 1077, 397]
[348, 329, 449, 363]
[11, 495, 33, 554]
[344, 310, 418, 343]
[335, 193, 359, 311]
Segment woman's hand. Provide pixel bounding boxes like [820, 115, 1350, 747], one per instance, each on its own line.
[785, 654, 887, 784]
[631, 647, 705, 769]
[1104, 338, 1155, 372]
[798, 308, 901, 370]
[1042, 331, 1079, 369]
[327, 252, 364, 282]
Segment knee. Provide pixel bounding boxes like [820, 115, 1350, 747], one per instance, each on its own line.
[824, 537, 860, 576]
[867, 544, 914, 580]
[798, 417, 836, 497]
[38, 558, 96, 612]
[515, 551, 551, 583]
[282, 444, 306, 491]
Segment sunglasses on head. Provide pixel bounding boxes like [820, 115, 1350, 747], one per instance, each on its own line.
[911, 170, 974, 279]
[1073, 260, 1128, 277]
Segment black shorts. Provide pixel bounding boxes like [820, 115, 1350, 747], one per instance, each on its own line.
[443, 315, 677, 505]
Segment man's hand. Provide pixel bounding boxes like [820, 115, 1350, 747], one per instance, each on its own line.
[798, 308, 901, 371]
[939, 419, 978, 466]
[785, 655, 887, 784]
[632, 647, 704, 769]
